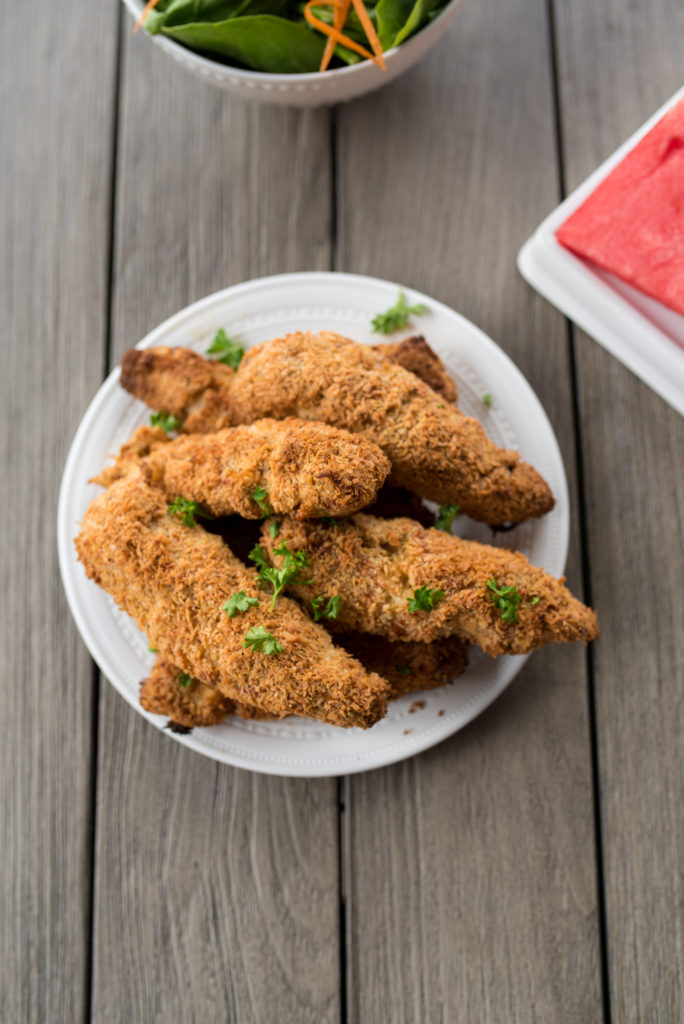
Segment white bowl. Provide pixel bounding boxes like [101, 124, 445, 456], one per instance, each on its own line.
[121, 0, 465, 106]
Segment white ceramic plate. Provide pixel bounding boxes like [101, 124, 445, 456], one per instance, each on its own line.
[518, 86, 684, 418]
[58, 272, 569, 777]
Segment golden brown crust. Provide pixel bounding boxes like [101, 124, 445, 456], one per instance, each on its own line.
[261, 514, 599, 657]
[119, 335, 552, 524]
[91, 425, 170, 488]
[140, 658, 237, 727]
[230, 332, 554, 525]
[75, 476, 389, 728]
[140, 634, 467, 728]
[376, 335, 458, 403]
[120, 346, 235, 432]
[141, 418, 390, 519]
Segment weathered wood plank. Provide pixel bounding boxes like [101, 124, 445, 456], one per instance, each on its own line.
[337, 1, 603, 1020]
[553, 2, 684, 1019]
[0, 1, 119, 1020]
[91, 25, 339, 1023]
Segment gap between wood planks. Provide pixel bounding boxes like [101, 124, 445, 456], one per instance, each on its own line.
[546, 1, 611, 1021]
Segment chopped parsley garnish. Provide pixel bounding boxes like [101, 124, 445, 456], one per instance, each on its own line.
[438, 403, 446, 409]
[324, 517, 339, 526]
[486, 579, 522, 624]
[435, 503, 459, 532]
[206, 328, 244, 369]
[482, 393, 493, 407]
[529, 596, 541, 606]
[397, 665, 411, 676]
[178, 672, 193, 688]
[371, 289, 426, 334]
[268, 520, 280, 539]
[223, 591, 259, 618]
[248, 543, 269, 572]
[168, 497, 201, 527]
[310, 594, 340, 621]
[150, 411, 181, 433]
[252, 486, 271, 516]
[243, 626, 283, 656]
[407, 586, 444, 613]
[258, 542, 310, 609]
[148, 645, 157, 653]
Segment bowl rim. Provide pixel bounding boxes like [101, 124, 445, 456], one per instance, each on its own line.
[120, 0, 462, 84]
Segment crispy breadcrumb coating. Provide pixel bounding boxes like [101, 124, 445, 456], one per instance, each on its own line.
[375, 335, 457, 403]
[93, 418, 390, 518]
[140, 634, 468, 729]
[228, 333, 554, 525]
[120, 333, 552, 524]
[75, 476, 389, 728]
[140, 657, 276, 727]
[261, 514, 598, 657]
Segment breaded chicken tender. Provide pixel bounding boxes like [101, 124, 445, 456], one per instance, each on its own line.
[93, 417, 390, 518]
[121, 333, 550, 524]
[75, 476, 389, 727]
[229, 333, 554, 525]
[139, 657, 276, 727]
[140, 633, 468, 729]
[375, 335, 457, 403]
[261, 514, 598, 657]
[120, 345, 235, 433]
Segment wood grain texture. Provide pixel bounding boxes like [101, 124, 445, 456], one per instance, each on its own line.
[91, 23, 339, 1023]
[337, 1, 603, 1020]
[0, 1, 118, 1019]
[553, 1, 684, 1019]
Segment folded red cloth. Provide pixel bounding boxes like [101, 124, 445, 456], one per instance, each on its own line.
[557, 97, 684, 317]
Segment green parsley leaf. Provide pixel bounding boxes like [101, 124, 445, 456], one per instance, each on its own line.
[486, 579, 522, 624]
[223, 591, 259, 618]
[324, 517, 339, 526]
[243, 626, 283, 656]
[253, 486, 271, 516]
[168, 497, 201, 527]
[148, 645, 158, 653]
[397, 665, 411, 676]
[268, 520, 280, 539]
[407, 586, 445, 613]
[178, 672, 193, 688]
[529, 596, 541, 607]
[371, 289, 426, 334]
[435, 503, 459, 532]
[482, 393, 493, 407]
[438, 403, 446, 409]
[150, 411, 181, 433]
[311, 594, 340, 621]
[248, 544, 269, 572]
[206, 328, 244, 369]
[260, 542, 310, 609]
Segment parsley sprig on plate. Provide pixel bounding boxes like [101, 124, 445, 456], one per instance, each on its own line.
[178, 672, 193, 688]
[407, 586, 444, 613]
[311, 594, 340, 621]
[223, 591, 259, 618]
[249, 541, 310, 609]
[150, 411, 181, 433]
[168, 497, 202, 527]
[371, 288, 425, 334]
[435, 503, 459, 532]
[243, 626, 283, 656]
[253, 486, 271, 516]
[486, 579, 522, 624]
[206, 328, 244, 369]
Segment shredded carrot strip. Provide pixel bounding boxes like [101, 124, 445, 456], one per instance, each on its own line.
[319, 0, 352, 73]
[133, 0, 161, 33]
[350, 0, 386, 69]
[304, 1, 381, 66]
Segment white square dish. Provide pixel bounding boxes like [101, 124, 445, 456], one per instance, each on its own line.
[518, 86, 684, 418]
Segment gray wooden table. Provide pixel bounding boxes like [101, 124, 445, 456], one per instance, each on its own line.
[3, 1, 683, 1021]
